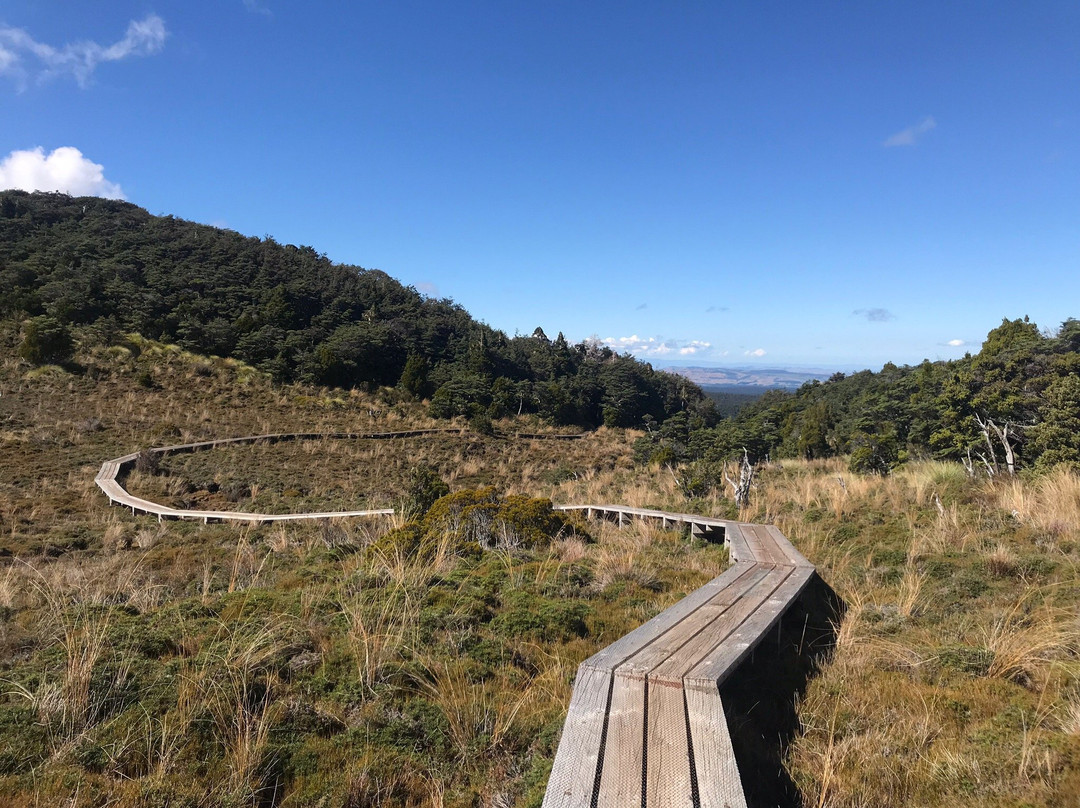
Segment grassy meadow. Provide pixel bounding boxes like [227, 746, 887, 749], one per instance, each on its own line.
[1, 332, 1078, 806]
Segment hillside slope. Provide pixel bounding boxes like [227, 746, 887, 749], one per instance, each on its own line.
[0, 190, 709, 430]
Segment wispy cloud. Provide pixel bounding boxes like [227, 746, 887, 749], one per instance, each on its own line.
[883, 116, 936, 147]
[0, 146, 124, 198]
[601, 335, 712, 357]
[0, 15, 166, 89]
[415, 282, 440, 297]
[853, 307, 895, 323]
[242, 0, 274, 17]
[705, 305, 729, 313]
[744, 348, 766, 357]
[946, 338, 966, 347]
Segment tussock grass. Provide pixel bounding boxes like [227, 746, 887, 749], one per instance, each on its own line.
[4, 337, 1080, 805]
[780, 459, 1080, 807]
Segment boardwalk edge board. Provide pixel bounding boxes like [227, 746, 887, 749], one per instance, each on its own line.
[94, 434, 815, 805]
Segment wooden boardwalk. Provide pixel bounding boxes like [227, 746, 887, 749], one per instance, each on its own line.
[94, 429, 582, 524]
[95, 436, 814, 803]
[545, 506, 815, 808]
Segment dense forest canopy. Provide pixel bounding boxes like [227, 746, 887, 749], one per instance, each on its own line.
[3, 190, 1076, 477]
[636, 316, 1080, 480]
[0, 191, 711, 430]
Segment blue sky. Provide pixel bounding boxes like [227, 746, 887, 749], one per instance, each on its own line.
[2, 2, 1077, 370]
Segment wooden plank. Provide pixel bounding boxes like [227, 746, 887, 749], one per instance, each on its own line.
[617, 564, 772, 676]
[644, 678, 694, 808]
[723, 524, 752, 563]
[584, 562, 757, 672]
[685, 687, 748, 808]
[737, 524, 771, 564]
[542, 665, 612, 808]
[764, 524, 813, 568]
[685, 566, 814, 688]
[648, 566, 790, 683]
[743, 523, 789, 565]
[595, 671, 646, 808]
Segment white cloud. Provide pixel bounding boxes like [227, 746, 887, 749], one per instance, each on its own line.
[883, 116, 936, 147]
[947, 339, 966, 347]
[0, 15, 166, 89]
[415, 282, 440, 297]
[0, 147, 125, 198]
[0, 44, 17, 72]
[601, 335, 712, 358]
[744, 348, 766, 357]
[678, 341, 711, 355]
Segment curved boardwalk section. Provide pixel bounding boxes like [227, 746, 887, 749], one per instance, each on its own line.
[95, 429, 582, 524]
[94, 430, 459, 524]
[545, 506, 815, 808]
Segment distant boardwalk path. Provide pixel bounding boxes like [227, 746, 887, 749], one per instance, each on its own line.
[94, 429, 580, 524]
[95, 434, 816, 805]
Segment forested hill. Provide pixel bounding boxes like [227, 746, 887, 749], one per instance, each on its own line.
[0, 190, 711, 429]
[637, 316, 1080, 478]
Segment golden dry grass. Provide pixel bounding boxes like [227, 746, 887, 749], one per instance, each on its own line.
[4, 338, 1080, 806]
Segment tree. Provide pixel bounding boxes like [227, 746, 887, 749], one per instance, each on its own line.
[18, 315, 73, 365]
[399, 354, 431, 399]
[1031, 374, 1080, 470]
[848, 429, 898, 476]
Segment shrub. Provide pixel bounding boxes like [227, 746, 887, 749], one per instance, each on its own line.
[403, 465, 449, 517]
[422, 488, 577, 551]
[848, 430, 899, 476]
[496, 495, 574, 549]
[17, 315, 73, 365]
[135, 450, 161, 475]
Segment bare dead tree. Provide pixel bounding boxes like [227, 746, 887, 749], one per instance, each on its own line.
[974, 413, 1025, 475]
[961, 447, 976, 478]
[723, 449, 755, 509]
[975, 449, 997, 477]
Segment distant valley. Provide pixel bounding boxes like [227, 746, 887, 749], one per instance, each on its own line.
[665, 365, 831, 391]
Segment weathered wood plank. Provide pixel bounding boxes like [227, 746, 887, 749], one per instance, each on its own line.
[618, 564, 772, 676]
[542, 665, 612, 808]
[649, 566, 790, 683]
[723, 524, 752, 563]
[583, 562, 757, 672]
[748, 523, 793, 566]
[644, 678, 694, 808]
[684, 565, 815, 688]
[764, 524, 813, 568]
[685, 687, 748, 808]
[595, 672, 646, 808]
